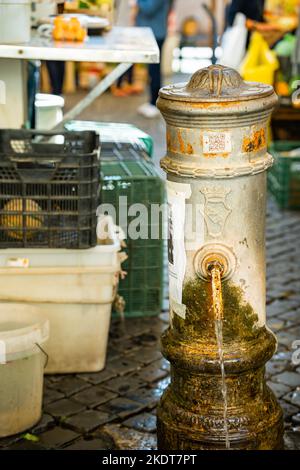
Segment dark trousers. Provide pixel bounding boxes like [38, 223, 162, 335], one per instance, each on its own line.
[149, 38, 164, 105]
[27, 62, 40, 128]
[46, 61, 65, 95]
[117, 66, 134, 87]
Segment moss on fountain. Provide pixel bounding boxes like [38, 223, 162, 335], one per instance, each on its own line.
[172, 277, 261, 343]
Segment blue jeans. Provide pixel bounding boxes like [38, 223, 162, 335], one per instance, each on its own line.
[46, 61, 65, 95]
[149, 38, 164, 105]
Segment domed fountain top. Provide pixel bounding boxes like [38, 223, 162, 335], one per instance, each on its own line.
[159, 65, 275, 103]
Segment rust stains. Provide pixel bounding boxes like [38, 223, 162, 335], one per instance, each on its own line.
[203, 152, 230, 159]
[177, 130, 185, 153]
[166, 129, 171, 148]
[186, 143, 194, 154]
[243, 129, 266, 153]
[169, 130, 194, 155]
[189, 100, 242, 109]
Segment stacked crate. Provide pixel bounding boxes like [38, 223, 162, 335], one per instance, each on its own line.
[268, 141, 300, 209]
[65, 120, 165, 317]
[65, 120, 154, 157]
[0, 130, 99, 248]
[101, 158, 165, 317]
[0, 129, 120, 373]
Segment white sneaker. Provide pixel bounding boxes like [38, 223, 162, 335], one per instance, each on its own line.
[137, 103, 160, 118]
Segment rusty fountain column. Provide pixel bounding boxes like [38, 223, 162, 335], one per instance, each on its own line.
[157, 65, 283, 450]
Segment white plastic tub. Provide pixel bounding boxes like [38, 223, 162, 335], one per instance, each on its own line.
[0, 265, 118, 303]
[0, 217, 121, 374]
[0, 216, 121, 269]
[0, 263, 119, 372]
[0, 304, 49, 437]
[0, 1, 31, 44]
[0, 232, 121, 303]
[31, 1, 56, 27]
[35, 93, 65, 130]
[29, 302, 112, 374]
[0, 243, 120, 269]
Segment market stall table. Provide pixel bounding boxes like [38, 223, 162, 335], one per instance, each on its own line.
[271, 103, 300, 141]
[0, 27, 159, 128]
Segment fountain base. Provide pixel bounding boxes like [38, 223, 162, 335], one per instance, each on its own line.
[157, 326, 283, 450]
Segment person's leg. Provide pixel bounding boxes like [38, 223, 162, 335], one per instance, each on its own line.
[115, 66, 143, 95]
[149, 39, 164, 105]
[138, 39, 164, 117]
[112, 67, 137, 96]
[116, 75, 123, 88]
[116, 67, 132, 88]
[27, 61, 40, 129]
[127, 66, 134, 85]
[46, 61, 65, 95]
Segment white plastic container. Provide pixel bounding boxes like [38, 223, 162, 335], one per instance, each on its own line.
[30, 302, 112, 374]
[0, 265, 118, 373]
[0, 215, 121, 269]
[0, 218, 122, 374]
[0, 304, 49, 437]
[0, 243, 120, 269]
[0, 232, 121, 303]
[0, 265, 118, 303]
[0, 1, 31, 44]
[31, 1, 56, 27]
[35, 93, 65, 130]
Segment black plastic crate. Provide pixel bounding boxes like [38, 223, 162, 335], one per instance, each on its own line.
[0, 129, 99, 248]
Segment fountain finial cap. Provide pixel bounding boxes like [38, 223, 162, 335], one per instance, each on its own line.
[187, 65, 245, 98]
[158, 64, 275, 103]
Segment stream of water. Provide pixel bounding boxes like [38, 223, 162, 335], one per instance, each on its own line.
[210, 263, 230, 449]
[215, 318, 230, 450]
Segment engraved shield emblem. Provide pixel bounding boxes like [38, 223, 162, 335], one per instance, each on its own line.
[201, 187, 232, 238]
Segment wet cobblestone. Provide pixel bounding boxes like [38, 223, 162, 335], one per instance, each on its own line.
[64, 410, 115, 433]
[37, 427, 80, 449]
[72, 387, 118, 408]
[0, 198, 300, 450]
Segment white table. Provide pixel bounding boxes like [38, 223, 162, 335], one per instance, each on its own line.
[0, 27, 159, 128]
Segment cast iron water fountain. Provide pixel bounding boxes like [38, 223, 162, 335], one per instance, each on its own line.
[157, 65, 283, 450]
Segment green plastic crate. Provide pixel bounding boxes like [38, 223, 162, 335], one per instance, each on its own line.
[100, 141, 151, 162]
[101, 159, 165, 317]
[65, 120, 154, 157]
[268, 141, 300, 209]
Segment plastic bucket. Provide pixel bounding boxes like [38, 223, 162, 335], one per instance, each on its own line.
[0, 1, 31, 44]
[0, 304, 49, 437]
[35, 93, 65, 130]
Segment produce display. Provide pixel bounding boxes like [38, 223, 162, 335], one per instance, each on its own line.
[265, 0, 299, 18]
[52, 16, 87, 41]
[64, 0, 114, 24]
[1, 199, 44, 241]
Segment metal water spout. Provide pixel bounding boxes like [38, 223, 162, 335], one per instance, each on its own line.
[157, 65, 283, 450]
[207, 260, 224, 322]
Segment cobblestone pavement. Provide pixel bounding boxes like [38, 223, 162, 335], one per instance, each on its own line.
[0, 198, 300, 450]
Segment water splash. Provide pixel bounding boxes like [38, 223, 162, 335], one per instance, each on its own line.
[209, 263, 230, 449]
